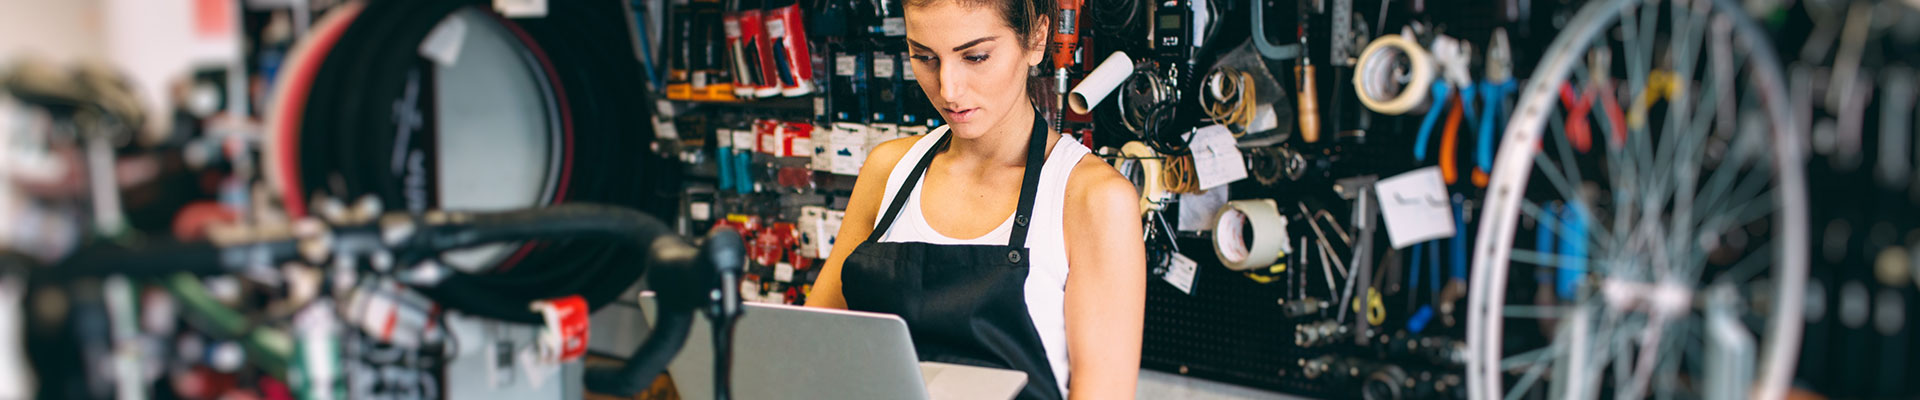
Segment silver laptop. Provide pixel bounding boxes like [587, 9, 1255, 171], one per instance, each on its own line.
[637, 292, 1029, 400]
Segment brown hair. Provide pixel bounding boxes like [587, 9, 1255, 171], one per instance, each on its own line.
[907, 0, 1057, 51]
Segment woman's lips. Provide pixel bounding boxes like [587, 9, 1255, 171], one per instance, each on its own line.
[944, 107, 979, 124]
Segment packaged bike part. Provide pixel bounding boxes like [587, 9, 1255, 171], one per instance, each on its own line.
[1208, 41, 1293, 147]
[766, 0, 815, 96]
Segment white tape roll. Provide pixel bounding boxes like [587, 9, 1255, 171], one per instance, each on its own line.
[1213, 199, 1292, 271]
[1120, 141, 1167, 215]
[1070, 51, 1136, 114]
[1353, 35, 1435, 115]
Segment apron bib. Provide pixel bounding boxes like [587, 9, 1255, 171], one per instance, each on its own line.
[841, 114, 1064, 400]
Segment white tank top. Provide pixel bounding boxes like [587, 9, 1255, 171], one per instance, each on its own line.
[875, 125, 1088, 396]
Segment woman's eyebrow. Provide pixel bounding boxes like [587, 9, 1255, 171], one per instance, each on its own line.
[906, 36, 1000, 52]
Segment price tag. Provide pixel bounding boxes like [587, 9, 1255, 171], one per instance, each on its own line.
[1190, 125, 1248, 190]
[1164, 253, 1199, 294]
[715, 129, 733, 148]
[836, 55, 858, 77]
[901, 60, 918, 80]
[1374, 167, 1456, 249]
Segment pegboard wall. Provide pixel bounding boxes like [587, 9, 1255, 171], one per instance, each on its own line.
[1128, 0, 1557, 397]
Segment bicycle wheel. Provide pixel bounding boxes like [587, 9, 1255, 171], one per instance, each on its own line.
[1465, 0, 1808, 398]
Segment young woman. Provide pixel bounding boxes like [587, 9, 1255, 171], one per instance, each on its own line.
[804, 0, 1148, 398]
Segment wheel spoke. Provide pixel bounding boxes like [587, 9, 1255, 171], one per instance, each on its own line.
[1506, 304, 1580, 319]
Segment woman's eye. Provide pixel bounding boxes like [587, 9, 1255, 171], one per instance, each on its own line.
[910, 54, 937, 62]
[964, 54, 990, 63]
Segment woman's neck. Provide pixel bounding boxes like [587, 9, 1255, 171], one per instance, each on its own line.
[944, 98, 1055, 168]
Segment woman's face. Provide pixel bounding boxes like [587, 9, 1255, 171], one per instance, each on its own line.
[904, 1, 1046, 140]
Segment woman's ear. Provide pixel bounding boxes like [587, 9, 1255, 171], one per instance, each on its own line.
[1026, 14, 1052, 67]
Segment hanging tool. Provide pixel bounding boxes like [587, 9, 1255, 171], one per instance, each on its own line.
[1473, 29, 1514, 188]
[1299, 61, 1321, 143]
[1437, 194, 1469, 326]
[1053, 0, 1084, 134]
[1435, 37, 1474, 185]
[1628, 70, 1680, 131]
[1560, 82, 1596, 153]
[1296, 0, 1322, 143]
[1439, 91, 1465, 185]
[1414, 81, 1451, 161]
[1556, 202, 1588, 300]
[1249, 0, 1303, 61]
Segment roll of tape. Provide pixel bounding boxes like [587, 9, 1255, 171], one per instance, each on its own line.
[1213, 199, 1292, 271]
[1353, 35, 1435, 116]
[1120, 141, 1166, 215]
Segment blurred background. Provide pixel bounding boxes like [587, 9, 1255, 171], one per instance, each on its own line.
[0, 0, 1917, 399]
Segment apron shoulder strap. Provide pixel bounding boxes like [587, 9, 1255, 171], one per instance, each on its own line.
[871, 111, 1051, 247]
[870, 133, 949, 240]
[1005, 112, 1050, 247]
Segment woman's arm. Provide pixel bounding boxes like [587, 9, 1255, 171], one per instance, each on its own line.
[804, 137, 919, 309]
[1061, 156, 1147, 399]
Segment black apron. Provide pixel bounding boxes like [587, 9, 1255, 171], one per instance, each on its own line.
[842, 114, 1064, 400]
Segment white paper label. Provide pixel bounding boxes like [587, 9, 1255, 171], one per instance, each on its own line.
[869, 123, 900, 150]
[761, 132, 780, 156]
[810, 132, 834, 172]
[1177, 187, 1230, 232]
[715, 129, 733, 148]
[814, 97, 827, 116]
[418, 17, 468, 67]
[775, 262, 795, 283]
[798, 206, 826, 257]
[836, 55, 859, 76]
[690, 202, 712, 221]
[1164, 253, 1199, 294]
[1191, 125, 1248, 190]
[732, 130, 757, 153]
[873, 56, 896, 78]
[830, 123, 869, 175]
[766, 19, 787, 39]
[493, 0, 547, 18]
[790, 137, 813, 157]
[724, 21, 742, 38]
[901, 60, 918, 80]
[1375, 167, 1457, 249]
[881, 17, 906, 36]
[822, 210, 845, 256]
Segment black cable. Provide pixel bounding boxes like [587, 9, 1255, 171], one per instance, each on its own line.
[294, 0, 677, 284]
[585, 310, 695, 395]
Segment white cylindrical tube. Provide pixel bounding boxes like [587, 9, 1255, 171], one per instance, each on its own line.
[1069, 51, 1136, 114]
[1213, 199, 1292, 271]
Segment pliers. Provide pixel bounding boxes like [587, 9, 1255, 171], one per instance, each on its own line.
[1415, 35, 1474, 186]
[1473, 29, 1515, 188]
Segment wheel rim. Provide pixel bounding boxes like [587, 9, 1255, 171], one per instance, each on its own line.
[1466, 0, 1809, 398]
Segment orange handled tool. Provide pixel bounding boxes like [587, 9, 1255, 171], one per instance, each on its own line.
[1298, 64, 1321, 142]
